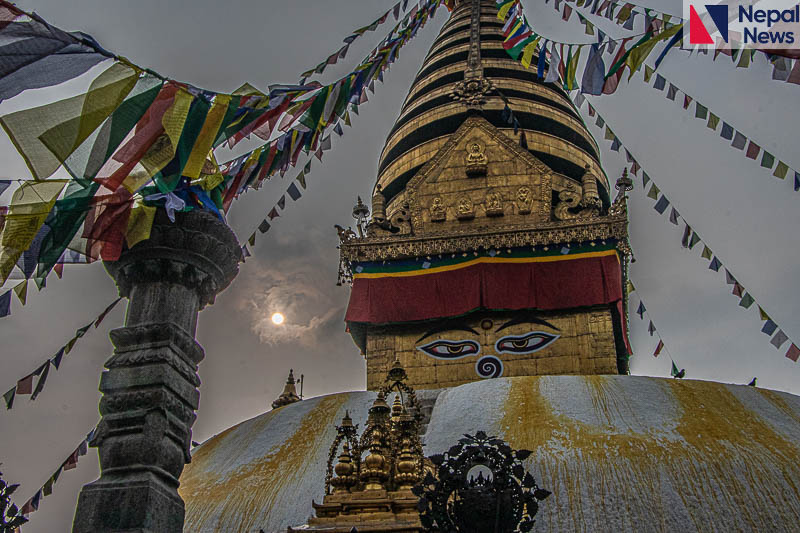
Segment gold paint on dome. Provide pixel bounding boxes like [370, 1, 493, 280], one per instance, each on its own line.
[500, 376, 800, 531]
[180, 394, 348, 532]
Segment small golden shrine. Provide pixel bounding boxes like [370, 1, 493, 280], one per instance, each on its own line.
[271, 369, 302, 410]
[289, 359, 427, 532]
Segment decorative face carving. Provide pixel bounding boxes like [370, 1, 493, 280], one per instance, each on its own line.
[414, 313, 561, 380]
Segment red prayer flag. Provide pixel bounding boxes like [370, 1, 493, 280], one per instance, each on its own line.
[745, 141, 761, 159]
[16, 374, 34, 395]
[653, 340, 664, 357]
[786, 343, 800, 362]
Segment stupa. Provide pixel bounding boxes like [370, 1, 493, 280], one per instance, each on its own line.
[178, 1, 800, 531]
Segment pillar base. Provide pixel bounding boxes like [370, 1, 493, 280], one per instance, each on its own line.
[73, 473, 184, 533]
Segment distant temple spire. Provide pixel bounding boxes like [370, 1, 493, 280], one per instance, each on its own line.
[272, 369, 302, 409]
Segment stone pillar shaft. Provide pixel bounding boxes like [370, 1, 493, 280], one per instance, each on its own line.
[73, 210, 240, 533]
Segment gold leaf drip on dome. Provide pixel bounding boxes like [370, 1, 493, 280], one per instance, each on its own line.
[294, 359, 427, 532]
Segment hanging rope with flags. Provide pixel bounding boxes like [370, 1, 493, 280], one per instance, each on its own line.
[576, 95, 800, 364]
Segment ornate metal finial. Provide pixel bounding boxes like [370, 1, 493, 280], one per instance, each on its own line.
[352, 196, 370, 238]
[387, 355, 408, 384]
[616, 167, 634, 192]
[413, 431, 551, 533]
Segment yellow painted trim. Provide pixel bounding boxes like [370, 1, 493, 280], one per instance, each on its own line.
[353, 250, 619, 279]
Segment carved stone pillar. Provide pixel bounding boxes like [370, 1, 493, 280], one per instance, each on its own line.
[73, 209, 240, 533]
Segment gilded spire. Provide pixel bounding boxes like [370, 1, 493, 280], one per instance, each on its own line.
[271, 369, 301, 409]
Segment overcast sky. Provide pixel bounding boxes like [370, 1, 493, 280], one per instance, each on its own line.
[0, 1, 799, 531]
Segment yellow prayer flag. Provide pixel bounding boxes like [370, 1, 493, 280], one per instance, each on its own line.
[520, 38, 540, 69]
[125, 203, 156, 249]
[0, 180, 68, 284]
[13, 279, 27, 305]
[498, 1, 515, 20]
[758, 306, 770, 321]
[626, 25, 683, 80]
[183, 94, 232, 180]
[0, 62, 138, 180]
[701, 245, 712, 259]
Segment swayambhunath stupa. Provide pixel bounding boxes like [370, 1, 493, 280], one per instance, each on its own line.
[1, 0, 800, 532]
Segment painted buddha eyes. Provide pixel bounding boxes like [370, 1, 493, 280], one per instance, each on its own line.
[495, 332, 560, 355]
[416, 339, 481, 359]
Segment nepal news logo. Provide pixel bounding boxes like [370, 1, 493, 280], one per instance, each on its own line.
[687, 2, 799, 47]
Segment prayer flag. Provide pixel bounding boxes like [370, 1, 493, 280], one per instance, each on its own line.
[759, 306, 770, 321]
[642, 171, 650, 187]
[725, 269, 736, 285]
[666, 83, 678, 100]
[0, 180, 11, 196]
[701, 245, 712, 260]
[17, 374, 34, 395]
[745, 141, 760, 159]
[695, 103, 708, 119]
[732, 282, 744, 297]
[669, 207, 679, 225]
[52, 347, 65, 369]
[277, 195, 286, 210]
[297, 172, 307, 190]
[13, 280, 27, 305]
[707, 113, 719, 130]
[287, 183, 301, 201]
[761, 151, 775, 169]
[646, 183, 659, 200]
[773, 161, 789, 179]
[626, 280, 635, 294]
[761, 319, 778, 336]
[248, 233, 255, 247]
[786, 343, 800, 362]
[644, 65, 655, 82]
[636, 301, 646, 319]
[31, 361, 50, 400]
[653, 340, 664, 357]
[653, 74, 666, 90]
[688, 232, 701, 249]
[268, 207, 279, 220]
[653, 195, 669, 214]
[648, 320, 656, 336]
[732, 132, 747, 150]
[709, 256, 722, 272]
[739, 293, 755, 309]
[720, 122, 734, 140]
[581, 43, 606, 95]
[258, 219, 271, 233]
[3, 388, 14, 409]
[0, 290, 10, 317]
[771, 330, 789, 349]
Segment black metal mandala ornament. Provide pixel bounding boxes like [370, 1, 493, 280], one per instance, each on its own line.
[412, 431, 550, 533]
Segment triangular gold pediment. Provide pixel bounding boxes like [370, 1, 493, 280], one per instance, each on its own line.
[405, 115, 555, 234]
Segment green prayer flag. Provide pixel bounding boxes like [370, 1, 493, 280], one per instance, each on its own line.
[565, 45, 582, 90]
[671, 361, 681, 377]
[644, 65, 655, 83]
[0, 63, 139, 180]
[695, 103, 708, 119]
[707, 113, 720, 130]
[626, 280, 635, 294]
[646, 183, 660, 200]
[604, 126, 615, 140]
[773, 161, 789, 179]
[739, 293, 755, 309]
[689, 232, 701, 249]
[736, 49, 751, 68]
[701, 245, 712, 260]
[761, 151, 775, 169]
[248, 233, 255, 246]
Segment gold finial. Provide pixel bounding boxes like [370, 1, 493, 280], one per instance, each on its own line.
[271, 369, 302, 409]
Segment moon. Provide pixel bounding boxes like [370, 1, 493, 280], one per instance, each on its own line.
[271, 312, 285, 325]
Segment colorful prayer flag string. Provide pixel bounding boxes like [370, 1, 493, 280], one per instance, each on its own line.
[13, 426, 96, 521]
[576, 95, 800, 365]
[2, 298, 122, 409]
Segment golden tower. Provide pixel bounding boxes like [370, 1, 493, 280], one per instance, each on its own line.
[339, 0, 632, 391]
